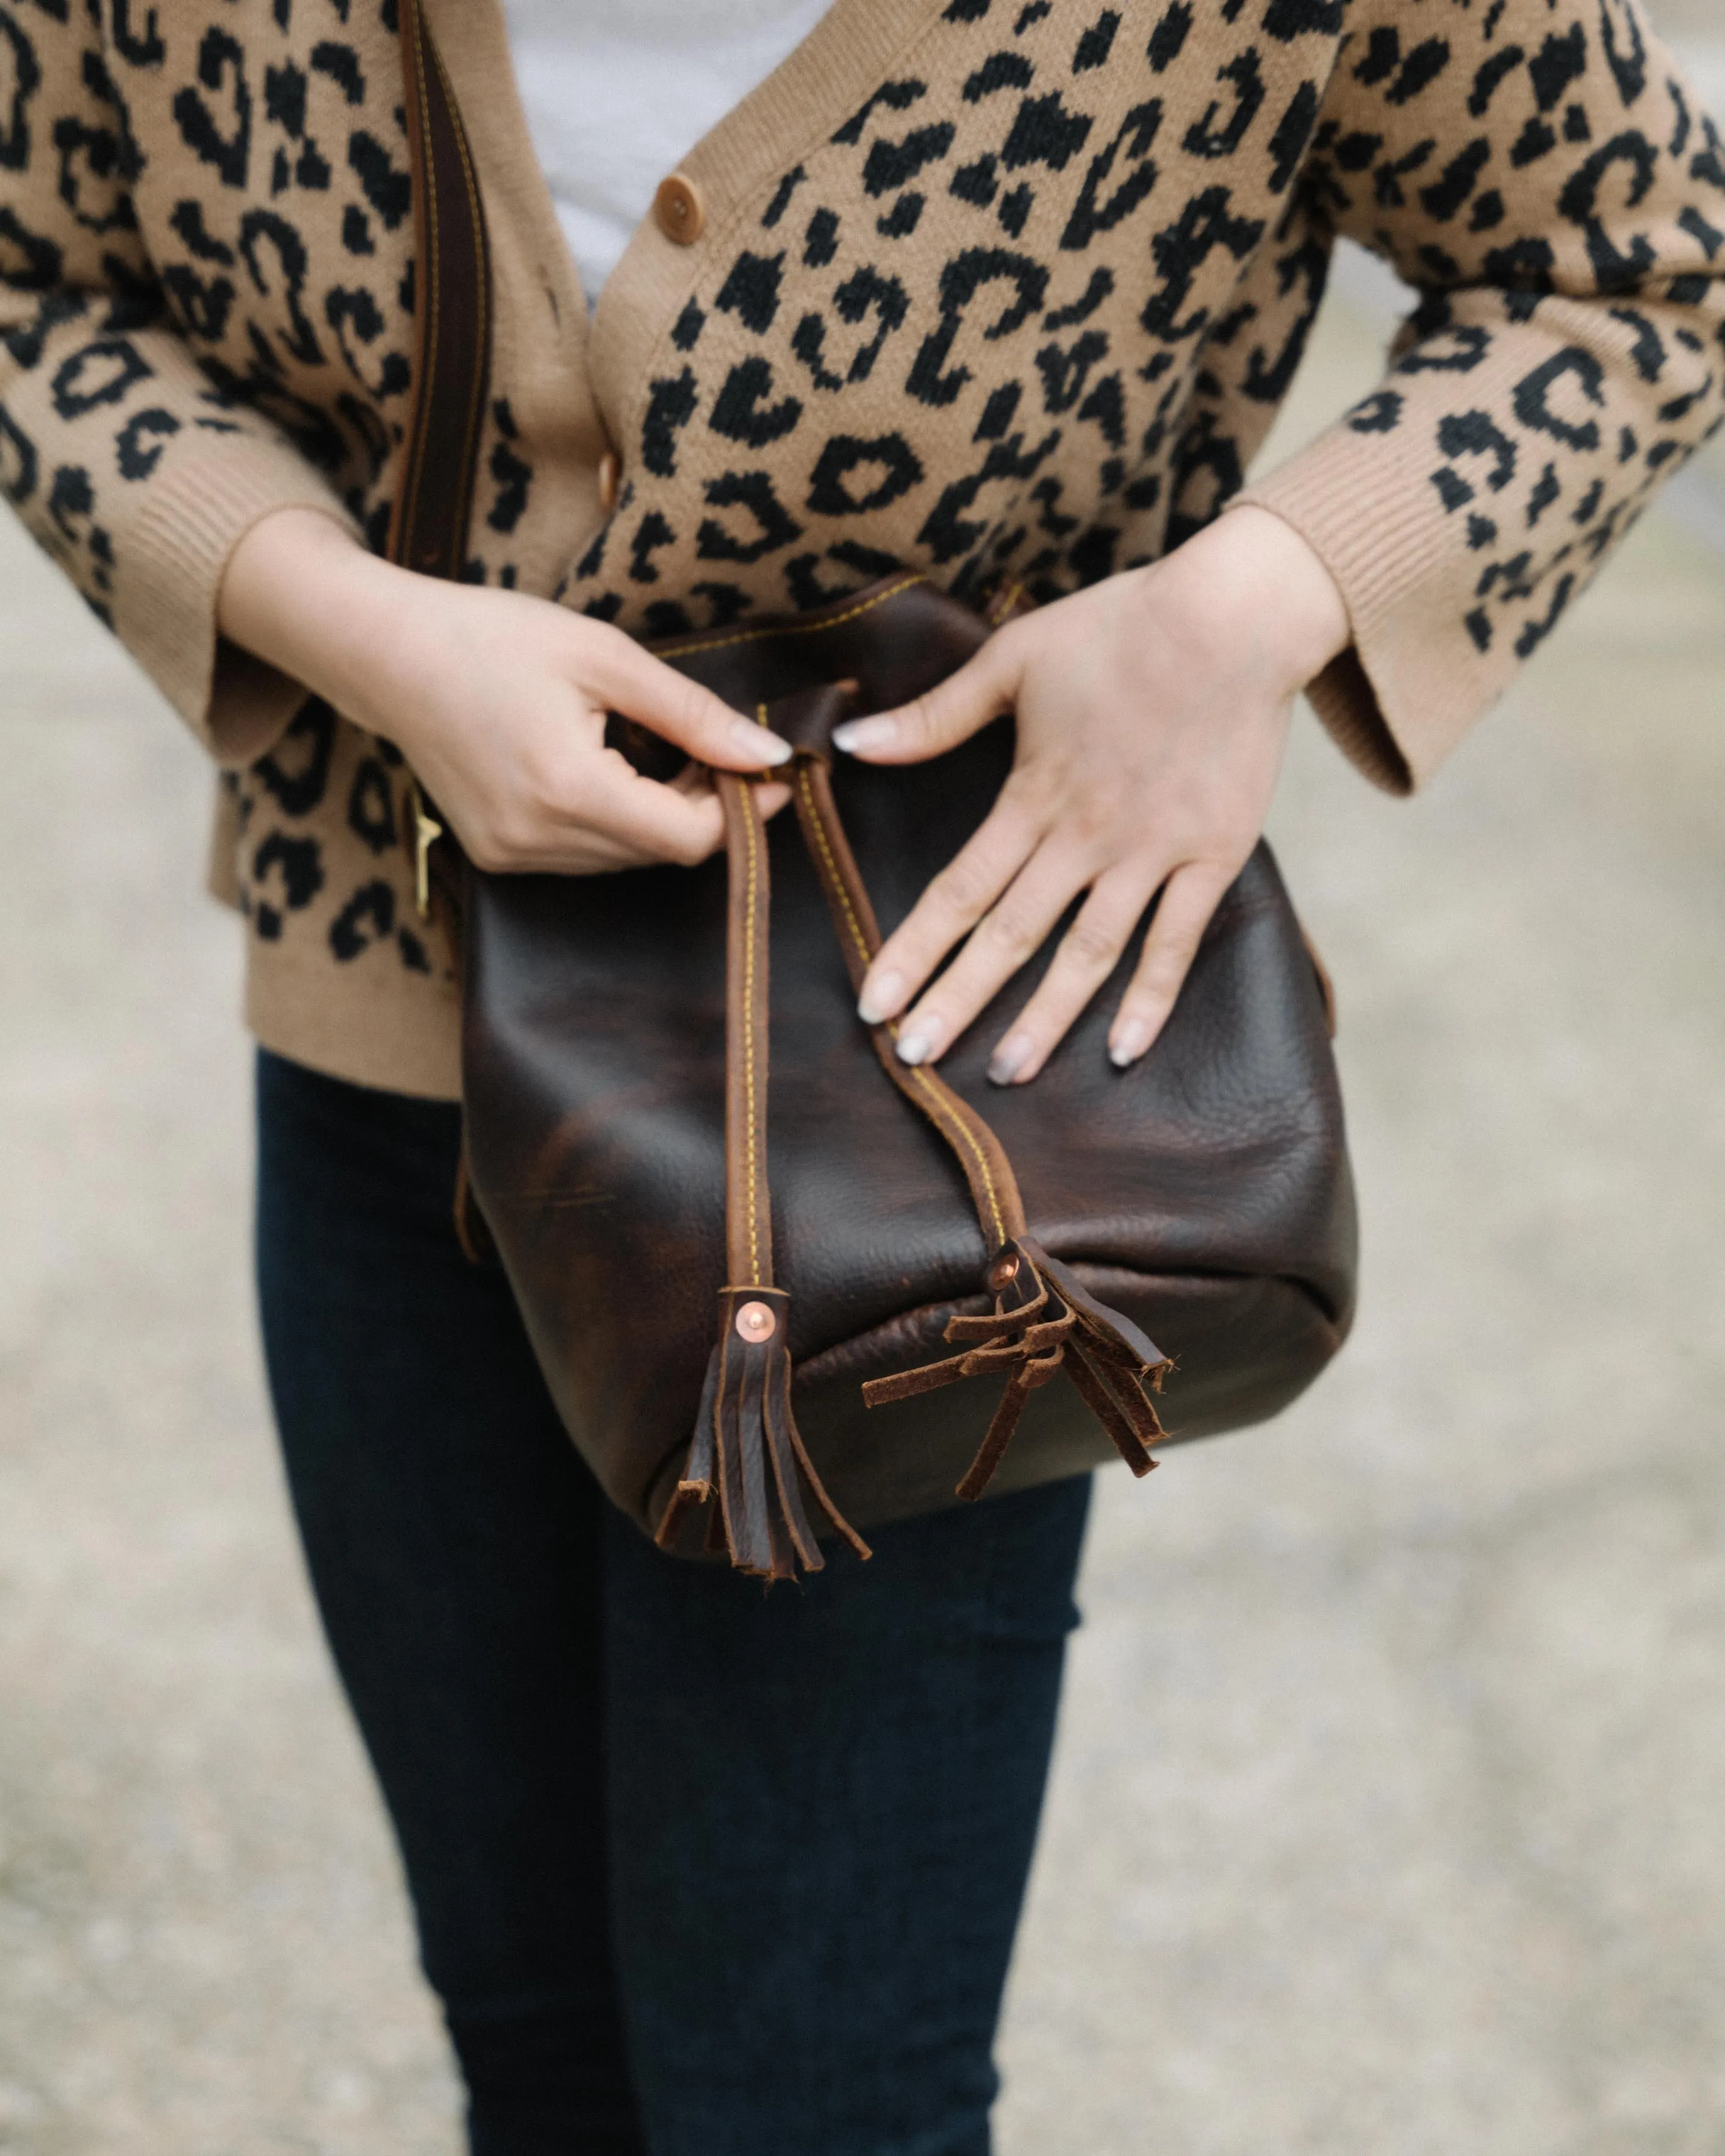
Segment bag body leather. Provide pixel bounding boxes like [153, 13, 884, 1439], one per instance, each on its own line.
[461, 576, 1358, 1542]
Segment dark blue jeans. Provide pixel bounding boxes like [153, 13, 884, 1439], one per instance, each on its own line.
[254, 1049, 1092, 2156]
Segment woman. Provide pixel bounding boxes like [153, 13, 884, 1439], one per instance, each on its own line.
[3, 0, 1720, 2147]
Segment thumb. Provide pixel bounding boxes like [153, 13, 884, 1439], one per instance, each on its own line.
[831, 638, 1016, 765]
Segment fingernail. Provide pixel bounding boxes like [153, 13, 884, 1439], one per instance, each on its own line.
[894, 1014, 943, 1067]
[987, 1032, 1035, 1087]
[733, 717, 792, 766]
[831, 715, 897, 754]
[1110, 1020, 1150, 1069]
[857, 970, 905, 1025]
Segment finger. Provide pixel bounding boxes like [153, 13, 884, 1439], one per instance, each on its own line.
[666, 762, 792, 824]
[982, 863, 1166, 1086]
[547, 829, 675, 874]
[830, 636, 1017, 766]
[856, 790, 1044, 1025]
[565, 761, 797, 869]
[1106, 861, 1236, 1069]
[566, 756, 730, 867]
[581, 629, 794, 775]
[888, 843, 1092, 1070]
[528, 783, 792, 876]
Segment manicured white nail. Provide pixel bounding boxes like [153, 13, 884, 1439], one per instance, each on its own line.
[895, 1014, 943, 1066]
[733, 717, 792, 765]
[988, 1032, 1035, 1087]
[831, 715, 898, 754]
[1110, 1020, 1150, 1069]
[858, 970, 905, 1025]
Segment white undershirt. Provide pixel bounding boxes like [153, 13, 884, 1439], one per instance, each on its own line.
[501, 0, 836, 306]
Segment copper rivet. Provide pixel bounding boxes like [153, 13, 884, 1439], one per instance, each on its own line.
[654, 173, 706, 246]
[988, 1255, 1020, 1291]
[597, 451, 621, 515]
[735, 1300, 776, 1342]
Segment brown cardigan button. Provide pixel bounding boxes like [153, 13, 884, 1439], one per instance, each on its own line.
[597, 451, 621, 515]
[654, 173, 706, 246]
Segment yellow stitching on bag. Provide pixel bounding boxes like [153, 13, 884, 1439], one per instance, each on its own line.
[906, 1068, 1007, 1250]
[795, 768, 1007, 1250]
[740, 781, 765, 1287]
[662, 575, 924, 662]
[795, 765, 872, 974]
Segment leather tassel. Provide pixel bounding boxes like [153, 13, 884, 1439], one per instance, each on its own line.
[655, 1344, 722, 1553]
[863, 1238, 1172, 1503]
[657, 1288, 870, 1578]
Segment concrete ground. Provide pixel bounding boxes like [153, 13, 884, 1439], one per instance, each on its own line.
[3, 38, 1724, 2149]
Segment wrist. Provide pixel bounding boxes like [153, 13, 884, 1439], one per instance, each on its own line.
[1162, 504, 1351, 695]
[219, 506, 415, 729]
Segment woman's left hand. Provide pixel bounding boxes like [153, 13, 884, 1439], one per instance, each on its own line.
[833, 505, 1351, 1084]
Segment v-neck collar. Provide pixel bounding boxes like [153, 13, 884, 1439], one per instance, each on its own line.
[427, 0, 949, 454]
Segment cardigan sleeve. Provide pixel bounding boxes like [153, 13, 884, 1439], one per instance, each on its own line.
[1234, 0, 1725, 794]
[0, 4, 360, 764]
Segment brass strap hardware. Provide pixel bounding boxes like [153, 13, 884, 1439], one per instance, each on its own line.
[409, 783, 444, 922]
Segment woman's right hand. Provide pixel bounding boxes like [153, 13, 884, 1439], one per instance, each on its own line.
[218, 507, 792, 873]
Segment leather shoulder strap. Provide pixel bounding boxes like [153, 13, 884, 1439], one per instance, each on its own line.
[388, 0, 492, 578]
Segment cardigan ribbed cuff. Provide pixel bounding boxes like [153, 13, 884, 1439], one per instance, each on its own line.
[1233, 417, 1471, 798]
[1235, 288, 1692, 797]
[118, 427, 360, 768]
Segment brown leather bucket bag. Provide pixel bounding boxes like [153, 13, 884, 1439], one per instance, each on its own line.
[393, 1, 1357, 1581]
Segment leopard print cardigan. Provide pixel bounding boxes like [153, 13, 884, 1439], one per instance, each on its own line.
[2, 0, 1721, 1095]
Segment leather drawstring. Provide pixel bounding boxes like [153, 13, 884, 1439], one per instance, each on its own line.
[657, 689, 1172, 1578]
[654, 771, 871, 1580]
